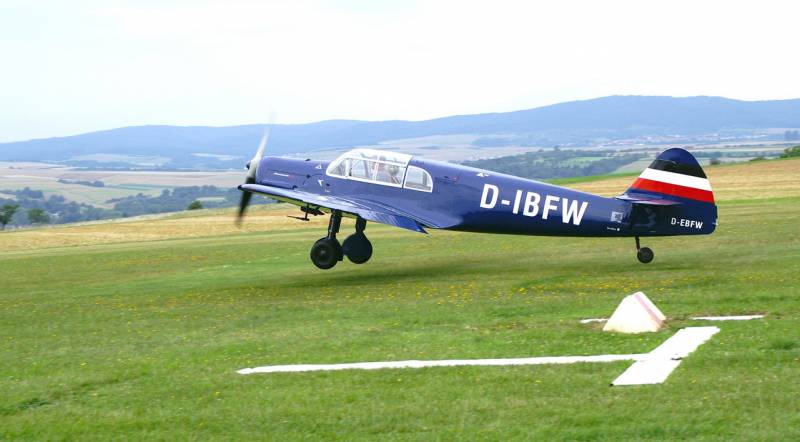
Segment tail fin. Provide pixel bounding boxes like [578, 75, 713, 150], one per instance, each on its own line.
[619, 148, 717, 235]
[623, 148, 714, 204]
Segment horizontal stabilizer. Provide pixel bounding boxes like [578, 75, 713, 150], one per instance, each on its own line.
[616, 194, 681, 206]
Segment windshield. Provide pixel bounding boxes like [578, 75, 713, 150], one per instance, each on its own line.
[325, 149, 431, 192]
[326, 149, 411, 186]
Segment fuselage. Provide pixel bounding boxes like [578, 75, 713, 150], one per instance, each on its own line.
[256, 155, 715, 238]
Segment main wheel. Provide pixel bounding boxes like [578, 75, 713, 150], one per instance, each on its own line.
[637, 247, 654, 264]
[342, 233, 373, 264]
[310, 238, 342, 269]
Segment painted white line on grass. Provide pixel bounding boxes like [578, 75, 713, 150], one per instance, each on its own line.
[647, 326, 719, 359]
[691, 315, 764, 321]
[583, 315, 765, 324]
[612, 359, 683, 386]
[612, 326, 719, 386]
[237, 354, 646, 375]
[238, 327, 720, 386]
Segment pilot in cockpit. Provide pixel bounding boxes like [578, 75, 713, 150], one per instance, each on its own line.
[376, 163, 402, 184]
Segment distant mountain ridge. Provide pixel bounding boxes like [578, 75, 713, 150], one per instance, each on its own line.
[2, 95, 799, 168]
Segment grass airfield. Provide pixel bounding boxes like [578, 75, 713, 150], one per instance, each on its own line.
[1, 159, 799, 440]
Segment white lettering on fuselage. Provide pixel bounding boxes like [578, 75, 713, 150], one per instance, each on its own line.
[480, 184, 499, 208]
[671, 217, 704, 229]
[480, 183, 589, 226]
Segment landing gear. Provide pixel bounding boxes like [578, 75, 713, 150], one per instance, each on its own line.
[310, 238, 342, 269]
[343, 218, 372, 264]
[635, 236, 654, 264]
[309, 213, 373, 269]
[310, 210, 344, 269]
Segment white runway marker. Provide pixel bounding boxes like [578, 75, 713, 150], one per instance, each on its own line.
[237, 354, 646, 375]
[612, 326, 719, 386]
[584, 315, 764, 324]
[238, 327, 720, 385]
[691, 315, 764, 321]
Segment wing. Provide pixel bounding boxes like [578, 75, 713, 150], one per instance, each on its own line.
[240, 184, 434, 233]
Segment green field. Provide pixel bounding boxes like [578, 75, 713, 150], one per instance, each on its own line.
[1, 160, 799, 440]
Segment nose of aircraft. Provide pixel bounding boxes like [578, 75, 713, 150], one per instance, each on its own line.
[236, 127, 271, 225]
[256, 156, 324, 188]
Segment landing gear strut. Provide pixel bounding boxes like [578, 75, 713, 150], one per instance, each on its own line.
[309, 213, 373, 269]
[342, 217, 372, 264]
[310, 210, 344, 269]
[635, 236, 654, 264]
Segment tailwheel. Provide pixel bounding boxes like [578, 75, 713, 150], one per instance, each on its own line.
[637, 247, 654, 264]
[635, 236, 654, 264]
[310, 237, 342, 269]
[343, 232, 372, 264]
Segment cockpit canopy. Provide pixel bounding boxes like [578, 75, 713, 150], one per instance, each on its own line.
[326, 148, 432, 192]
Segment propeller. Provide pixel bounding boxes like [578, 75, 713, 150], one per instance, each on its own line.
[236, 126, 270, 226]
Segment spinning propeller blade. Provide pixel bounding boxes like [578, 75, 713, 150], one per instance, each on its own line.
[236, 126, 270, 226]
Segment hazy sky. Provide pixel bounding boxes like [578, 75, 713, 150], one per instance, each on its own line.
[1, 0, 799, 142]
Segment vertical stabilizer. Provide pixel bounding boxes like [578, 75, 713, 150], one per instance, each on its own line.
[624, 148, 714, 204]
[619, 148, 717, 236]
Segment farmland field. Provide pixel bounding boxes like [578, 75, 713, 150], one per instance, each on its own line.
[1, 159, 799, 440]
[0, 162, 242, 207]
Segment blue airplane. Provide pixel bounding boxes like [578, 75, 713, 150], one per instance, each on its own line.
[237, 133, 717, 269]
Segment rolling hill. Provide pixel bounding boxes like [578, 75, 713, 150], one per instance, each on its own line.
[2, 95, 800, 168]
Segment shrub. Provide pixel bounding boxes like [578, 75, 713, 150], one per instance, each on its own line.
[780, 146, 800, 158]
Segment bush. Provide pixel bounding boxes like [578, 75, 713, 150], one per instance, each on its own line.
[780, 146, 800, 158]
[0, 204, 20, 229]
[187, 200, 203, 210]
[27, 208, 50, 224]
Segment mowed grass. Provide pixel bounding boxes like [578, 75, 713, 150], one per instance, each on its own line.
[1, 160, 799, 440]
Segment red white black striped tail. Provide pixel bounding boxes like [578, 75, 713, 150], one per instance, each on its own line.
[627, 148, 714, 204]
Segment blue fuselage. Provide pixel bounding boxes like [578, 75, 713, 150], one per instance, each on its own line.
[257, 156, 716, 238]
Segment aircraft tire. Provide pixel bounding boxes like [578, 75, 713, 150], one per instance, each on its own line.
[343, 233, 372, 264]
[637, 247, 654, 264]
[310, 238, 342, 269]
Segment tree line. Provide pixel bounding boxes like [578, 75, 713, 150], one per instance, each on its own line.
[462, 149, 642, 180]
[0, 185, 269, 229]
[780, 145, 800, 158]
